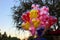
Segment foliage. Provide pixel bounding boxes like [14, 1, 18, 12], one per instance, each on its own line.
[0, 32, 20, 40]
[12, 0, 60, 30]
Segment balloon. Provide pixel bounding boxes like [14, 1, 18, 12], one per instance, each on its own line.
[29, 10, 38, 19]
[32, 18, 37, 23]
[21, 13, 30, 22]
[21, 14, 27, 22]
[21, 22, 30, 30]
[26, 12, 30, 22]
[37, 10, 41, 18]
[52, 16, 57, 23]
[39, 14, 49, 23]
[32, 18, 40, 28]
[40, 6, 49, 15]
[49, 16, 55, 26]
[31, 4, 40, 9]
[21, 22, 25, 27]
[34, 20, 40, 28]
[36, 27, 45, 36]
[41, 6, 49, 12]
[29, 26, 36, 36]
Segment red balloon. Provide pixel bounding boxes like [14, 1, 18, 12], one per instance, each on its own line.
[37, 9, 41, 18]
[21, 12, 30, 22]
[48, 16, 57, 27]
[48, 16, 53, 27]
[22, 14, 27, 22]
[26, 12, 30, 22]
[52, 16, 57, 23]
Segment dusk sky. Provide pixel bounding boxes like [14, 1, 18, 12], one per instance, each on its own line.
[0, 0, 31, 39]
[0, 0, 19, 37]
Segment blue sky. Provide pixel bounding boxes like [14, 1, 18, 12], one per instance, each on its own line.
[0, 0, 16, 35]
[0, 0, 31, 38]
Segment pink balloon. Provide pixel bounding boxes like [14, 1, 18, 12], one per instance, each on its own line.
[31, 4, 40, 9]
[41, 6, 49, 12]
[40, 6, 49, 15]
[39, 14, 49, 22]
[40, 21, 46, 27]
[31, 4, 35, 8]
[29, 26, 36, 36]
[36, 4, 40, 8]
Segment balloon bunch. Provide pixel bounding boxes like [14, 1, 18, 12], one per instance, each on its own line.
[21, 4, 57, 36]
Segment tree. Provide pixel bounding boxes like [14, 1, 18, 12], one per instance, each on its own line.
[2, 32, 7, 40]
[12, 0, 60, 30]
[0, 32, 2, 40]
[0, 32, 20, 40]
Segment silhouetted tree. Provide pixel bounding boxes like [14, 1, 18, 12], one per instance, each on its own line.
[0, 33, 2, 40]
[12, 0, 60, 30]
[0, 32, 20, 40]
[28, 36, 34, 40]
[2, 32, 7, 40]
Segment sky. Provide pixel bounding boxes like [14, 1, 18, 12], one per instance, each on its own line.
[0, 0, 31, 39]
[0, 0, 19, 37]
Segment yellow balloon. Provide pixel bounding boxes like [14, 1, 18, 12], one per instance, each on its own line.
[21, 22, 25, 27]
[29, 10, 38, 19]
[34, 20, 40, 28]
[32, 19, 40, 28]
[21, 22, 30, 30]
[32, 18, 37, 23]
